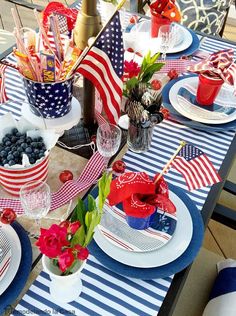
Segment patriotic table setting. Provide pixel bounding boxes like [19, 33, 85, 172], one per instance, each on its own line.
[0, 1, 235, 316]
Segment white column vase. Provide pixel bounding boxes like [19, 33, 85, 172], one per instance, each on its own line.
[42, 255, 87, 303]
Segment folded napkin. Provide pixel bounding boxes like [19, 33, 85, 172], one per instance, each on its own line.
[177, 85, 236, 120]
[203, 259, 236, 316]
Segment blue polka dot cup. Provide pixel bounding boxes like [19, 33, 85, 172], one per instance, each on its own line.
[22, 76, 74, 119]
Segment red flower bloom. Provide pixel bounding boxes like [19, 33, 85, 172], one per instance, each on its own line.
[75, 245, 89, 261]
[35, 224, 69, 258]
[69, 221, 81, 234]
[59, 220, 70, 229]
[0, 208, 16, 224]
[124, 60, 140, 78]
[58, 248, 75, 273]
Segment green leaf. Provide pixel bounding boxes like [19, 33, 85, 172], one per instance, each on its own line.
[126, 77, 139, 91]
[98, 172, 112, 212]
[85, 211, 94, 229]
[87, 194, 96, 212]
[141, 63, 165, 83]
[71, 225, 85, 247]
[84, 210, 102, 246]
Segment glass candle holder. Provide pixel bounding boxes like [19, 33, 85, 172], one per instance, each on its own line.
[127, 120, 153, 153]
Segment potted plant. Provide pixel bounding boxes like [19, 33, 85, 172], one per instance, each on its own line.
[36, 172, 112, 303]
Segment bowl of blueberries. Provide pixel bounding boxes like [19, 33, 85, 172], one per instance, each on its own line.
[0, 114, 59, 196]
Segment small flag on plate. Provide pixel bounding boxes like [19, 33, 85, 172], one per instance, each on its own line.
[171, 144, 221, 191]
[77, 11, 124, 125]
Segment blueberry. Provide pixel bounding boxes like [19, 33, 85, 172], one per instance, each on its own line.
[5, 140, 11, 147]
[29, 157, 35, 164]
[17, 147, 23, 153]
[26, 137, 32, 144]
[31, 142, 37, 148]
[13, 151, 20, 158]
[8, 160, 16, 166]
[11, 136, 17, 143]
[21, 143, 27, 149]
[7, 154, 14, 161]
[38, 152, 45, 158]
[11, 146, 16, 151]
[0, 150, 7, 158]
[5, 133, 11, 138]
[37, 137, 43, 142]
[25, 147, 32, 154]
[16, 132, 22, 137]
[2, 159, 8, 165]
[2, 136, 10, 143]
[11, 128, 18, 134]
[34, 148, 40, 154]
[18, 138, 25, 145]
[5, 146, 11, 153]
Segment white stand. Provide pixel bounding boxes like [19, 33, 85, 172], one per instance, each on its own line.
[21, 97, 81, 135]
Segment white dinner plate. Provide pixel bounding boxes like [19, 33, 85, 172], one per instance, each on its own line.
[0, 230, 11, 282]
[94, 190, 193, 268]
[123, 21, 193, 55]
[169, 77, 236, 124]
[0, 224, 22, 295]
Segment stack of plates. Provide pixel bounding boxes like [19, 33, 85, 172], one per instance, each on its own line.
[0, 222, 32, 314]
[88, 184, 204, 279]
[123, 20, 200, 59]
[162, 75, 236, 131]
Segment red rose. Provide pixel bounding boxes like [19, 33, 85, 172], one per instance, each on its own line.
[69, 221, 81, 234]
[35, 224, 69, 258]
[0, 208, 16, 224]
[58, 248, 75, 272]
[76, 246, 89, 261]
[124, 60, 141, 78]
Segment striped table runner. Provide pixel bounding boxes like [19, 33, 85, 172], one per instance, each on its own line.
[1, 31, 235, 316]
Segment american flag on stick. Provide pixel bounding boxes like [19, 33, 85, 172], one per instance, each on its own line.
[171, 144, 221, 191]
[76, 11, 124, 125]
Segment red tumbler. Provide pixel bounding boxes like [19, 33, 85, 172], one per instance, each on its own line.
[150, 9, 171, 38]
[196, 74, 224, 106]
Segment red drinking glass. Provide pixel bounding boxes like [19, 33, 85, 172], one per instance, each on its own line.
[150, 10, 171, 38]
[196, 74, 224, 106]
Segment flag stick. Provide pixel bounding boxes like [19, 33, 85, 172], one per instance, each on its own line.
[154, 141, 186, 184]
[66, 0, 127, 78]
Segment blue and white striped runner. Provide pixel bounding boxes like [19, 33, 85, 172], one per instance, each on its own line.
[12, 256, 173, 316]
[2, 34, 235, 315]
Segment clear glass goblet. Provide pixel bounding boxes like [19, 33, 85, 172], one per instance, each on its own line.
[20, 180, 51, 238]
[158, 23, 176, 60]
[96, 123, 122, 160]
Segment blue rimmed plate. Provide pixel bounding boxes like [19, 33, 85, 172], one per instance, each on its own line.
[162, 75, 236, 131]
[88, 184, 204, 279]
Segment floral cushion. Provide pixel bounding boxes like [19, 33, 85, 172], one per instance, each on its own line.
[175, 0, 232, 35]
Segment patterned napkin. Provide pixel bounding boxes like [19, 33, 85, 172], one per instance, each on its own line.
[0, 229, 11, 282]
[177, 84, 236, 120]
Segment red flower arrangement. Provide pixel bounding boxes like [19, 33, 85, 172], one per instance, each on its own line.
[36, 172, 112, 275]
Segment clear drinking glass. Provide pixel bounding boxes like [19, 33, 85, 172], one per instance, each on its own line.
[158, 23, 176, 60]
[20, 180, 51, 237]
[96, 123, 122, 158]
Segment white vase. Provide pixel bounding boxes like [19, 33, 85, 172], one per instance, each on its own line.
[42, 255, 87, 303]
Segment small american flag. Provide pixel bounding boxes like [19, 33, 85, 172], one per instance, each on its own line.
[171, 144, 221, 191]
[77, 12, 124, 125]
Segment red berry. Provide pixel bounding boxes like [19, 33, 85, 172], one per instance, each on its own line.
[151, 79, 162, 90]
[127, 47, 134, 53]
[59, 170, 73, 183]
[167, 69, 178, 80]
[130, 15, 138, 24]
[0, 208, 16, 224]
[160, 108, 170, 119]
[112, 160, 126, 173]
[135, 52, 143, 58]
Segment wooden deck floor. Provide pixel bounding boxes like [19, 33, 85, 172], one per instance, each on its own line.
[1, 0, 236, 260]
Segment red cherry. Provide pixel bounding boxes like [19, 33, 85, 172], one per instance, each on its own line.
[0, 208, 17, 224]
[167, 69, 178, 80]
[129, 15, 138, 24]
[59, 170, 73, 183]
[112, 160, 126, 173]
[151, 79, 162, 90]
